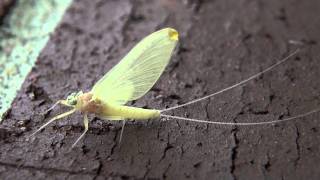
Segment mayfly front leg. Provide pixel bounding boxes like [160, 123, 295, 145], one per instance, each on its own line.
[71, 113, 89, 148]
[43, 100, 73, 114]
[29, 108, 77, 138]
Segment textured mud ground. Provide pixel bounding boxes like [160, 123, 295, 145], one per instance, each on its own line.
[1, 0, 320, 179]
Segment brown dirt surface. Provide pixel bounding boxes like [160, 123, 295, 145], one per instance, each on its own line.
[1, 0, 320, 179]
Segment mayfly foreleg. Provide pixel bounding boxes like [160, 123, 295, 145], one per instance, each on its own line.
[43, 100, 73, 115]
[72, 113, 89, 148]
[29, 109, 77, 138]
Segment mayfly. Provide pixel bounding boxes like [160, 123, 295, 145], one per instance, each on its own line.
[29, 28, 320, 148]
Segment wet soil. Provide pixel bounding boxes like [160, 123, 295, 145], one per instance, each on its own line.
[1, 0, 320, 179]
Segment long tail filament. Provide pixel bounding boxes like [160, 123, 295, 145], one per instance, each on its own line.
[161, 49, 300, 112]
[161, 108, 320, 126]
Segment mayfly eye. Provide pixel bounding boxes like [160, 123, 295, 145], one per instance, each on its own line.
[70, 99, 77, 105]
[66, 98, 77, 106]
[66, 93, 78, 106]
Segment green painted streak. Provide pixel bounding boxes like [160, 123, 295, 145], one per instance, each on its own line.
[0, 0, 73, 121]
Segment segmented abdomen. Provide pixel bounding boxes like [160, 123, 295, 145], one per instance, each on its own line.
[100, 104, 160, 120]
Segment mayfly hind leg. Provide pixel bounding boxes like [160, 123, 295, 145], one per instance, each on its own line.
[28, 108, 76, 138]
[71, 113, 89, 148]
[97, 116, 126, 145]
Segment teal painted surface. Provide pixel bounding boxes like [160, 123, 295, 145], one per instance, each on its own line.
[0, 0, 73, 121]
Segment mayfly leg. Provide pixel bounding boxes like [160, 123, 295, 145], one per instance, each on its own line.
[28, 108, 76, 138]
[119, 120, 126, 145]
[71, 113, 89, 148]
[43, 100, 72, 115]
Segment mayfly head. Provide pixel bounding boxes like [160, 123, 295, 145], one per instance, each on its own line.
[66, 91, 84, 106]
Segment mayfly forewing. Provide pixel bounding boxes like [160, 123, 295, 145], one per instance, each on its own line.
[91, 28, 179, 105]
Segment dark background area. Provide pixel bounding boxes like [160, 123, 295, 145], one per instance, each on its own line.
[1, 0, 320, 179]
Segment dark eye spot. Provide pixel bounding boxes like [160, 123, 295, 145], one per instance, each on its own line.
[70, 99, 77, 105]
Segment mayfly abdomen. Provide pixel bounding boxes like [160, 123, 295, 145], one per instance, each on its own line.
[101, 104, 160, 120]
[121, 106, 160, 119]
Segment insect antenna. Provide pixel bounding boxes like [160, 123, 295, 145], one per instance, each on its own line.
[160, 108, 320, 126]
[161, 49, 300, 112]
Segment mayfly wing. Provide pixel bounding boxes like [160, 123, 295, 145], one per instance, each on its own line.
[91, 28, 179, 105]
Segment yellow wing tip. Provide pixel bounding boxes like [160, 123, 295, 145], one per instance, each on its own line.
[167, 28, 179, 41]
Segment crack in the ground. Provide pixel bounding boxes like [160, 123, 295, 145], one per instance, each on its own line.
[110, 130, 118, 156]
[230, 120, 239, 180]
[142, 158, 151, 179]
[159, 134, 173, 162]
[191, 0, 205, 13]
[294, 124, 301, 168]
[263, 153, 271, 173]
[204, 97, 210, 131]
[0, 161, 96, 175]
[162, 163, 172, 179]
[92, 160, 102, 180]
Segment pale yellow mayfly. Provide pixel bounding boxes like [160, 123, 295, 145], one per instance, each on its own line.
[29, 28, 320, 148]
